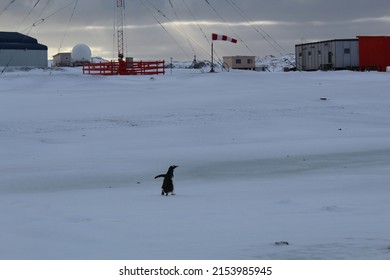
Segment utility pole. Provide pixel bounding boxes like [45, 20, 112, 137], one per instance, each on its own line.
[210, 42, 215, 72]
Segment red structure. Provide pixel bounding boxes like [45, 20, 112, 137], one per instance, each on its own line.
[82, 60, 165, 75]
[82, 1, 165, 76]
[358, 36, 390, 72]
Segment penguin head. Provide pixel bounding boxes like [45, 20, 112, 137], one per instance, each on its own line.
[168, 165, 178, 174]
[166, 165, 178, 177]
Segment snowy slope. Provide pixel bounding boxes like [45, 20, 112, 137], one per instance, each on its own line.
[169, 54, 296, 71]
[0, 68, 390, 260]
[256, 54, 296, 71]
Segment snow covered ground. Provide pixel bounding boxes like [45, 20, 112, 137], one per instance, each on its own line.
[1, 67, 389, 260]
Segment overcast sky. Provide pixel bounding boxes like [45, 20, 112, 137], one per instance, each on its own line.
[1, 0, 390, 61]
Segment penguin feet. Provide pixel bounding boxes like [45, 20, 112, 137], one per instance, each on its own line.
[161, 190, 176, 196]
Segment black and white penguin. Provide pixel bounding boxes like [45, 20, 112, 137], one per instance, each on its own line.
[154, 165, 178, 196]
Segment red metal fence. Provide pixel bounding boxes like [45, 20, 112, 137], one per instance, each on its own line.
[82, 60, 165, 75]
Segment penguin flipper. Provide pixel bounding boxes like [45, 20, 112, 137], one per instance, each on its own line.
[154, 174, 165, 179]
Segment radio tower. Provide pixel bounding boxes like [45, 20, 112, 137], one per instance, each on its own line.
[82, 0, 164, 75]
[116, 0, 125, 61]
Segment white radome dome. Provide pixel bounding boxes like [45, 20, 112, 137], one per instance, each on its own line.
[71, 44, 92, 62]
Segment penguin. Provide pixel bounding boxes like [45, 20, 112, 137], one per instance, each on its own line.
[154, 165, 178, 196]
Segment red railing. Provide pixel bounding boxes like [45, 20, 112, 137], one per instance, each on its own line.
[82, 60, 165, 75]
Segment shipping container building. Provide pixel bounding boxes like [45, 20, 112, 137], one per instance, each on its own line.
[358, 36, 390, 72]
[295, 39, 359, 71]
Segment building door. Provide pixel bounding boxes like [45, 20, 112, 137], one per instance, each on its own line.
[328, 52, 333, 64]
[301, 47, 306, 70]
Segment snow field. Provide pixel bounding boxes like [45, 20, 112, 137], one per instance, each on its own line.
[1, 68, 390, 259]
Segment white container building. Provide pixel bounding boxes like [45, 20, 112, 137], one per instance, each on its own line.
[295, 39, 359, 71]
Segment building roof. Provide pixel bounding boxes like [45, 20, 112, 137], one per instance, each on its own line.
[53, 52, 71, 57]
[357, 35, 390, 39]
[223, 55, 256, 58]
[295, 39, 358, 47]
[0, 31, 47, 51]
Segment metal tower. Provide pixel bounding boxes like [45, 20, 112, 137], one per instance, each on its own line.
[82, 0, 165, 76]
[116, 0, 125, 61]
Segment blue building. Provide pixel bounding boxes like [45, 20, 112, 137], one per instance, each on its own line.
[0, 32, 48, 67]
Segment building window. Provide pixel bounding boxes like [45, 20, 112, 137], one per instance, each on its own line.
[318, 50, 321, 56]
[299, 52, 302, 57]
[308, 51, 312, 56]
[344, 48, 350, 54]
[235, 59, 241, 64]
[247, 59, 253, 64]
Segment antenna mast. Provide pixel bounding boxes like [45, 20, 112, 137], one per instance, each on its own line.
[116, 0, 125, 61]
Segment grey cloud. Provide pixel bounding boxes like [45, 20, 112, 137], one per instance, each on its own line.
[1, 0, 390, 60]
